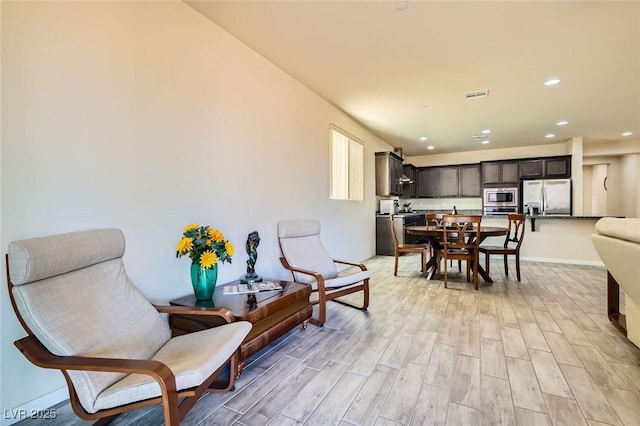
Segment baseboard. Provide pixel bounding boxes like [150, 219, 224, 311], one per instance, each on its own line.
[520, 256, 604, 267]
[1, 387, 68, 426]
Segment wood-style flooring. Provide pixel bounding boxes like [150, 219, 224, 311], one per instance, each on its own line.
[17, 255, 640, 425]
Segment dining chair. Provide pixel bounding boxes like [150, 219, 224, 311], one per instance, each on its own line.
[277, 219, 370, 326]
[478, 213, 526, 281]
[390, 214, 429, 276]
[427, 213, 461, 273]
[6, 229, 252, 425]
[439, 215, 482, 290]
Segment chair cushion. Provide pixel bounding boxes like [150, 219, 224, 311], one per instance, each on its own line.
[278, 220, 339, 283]
[319, 270, 372, 291]
[94, 321, 252, 411]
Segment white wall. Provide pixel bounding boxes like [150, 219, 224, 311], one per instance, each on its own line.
[0, 1, 393, 418]
[621, 154, 639, 218]
[591, 164, 609, 216]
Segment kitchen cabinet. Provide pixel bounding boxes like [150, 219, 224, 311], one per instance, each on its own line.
[376, 213, 426, 255]
[544, 156, 571, 178]
[482, 161, 519, 185]
[402, 164, 417, 198]
[520, 155, 571, 179]
[438, 167, 459, 197]
[416, 167, 438, 198]
[375, 151, 404, 196]
[459, 164, 482, 196]
[415, 164, 481, 198]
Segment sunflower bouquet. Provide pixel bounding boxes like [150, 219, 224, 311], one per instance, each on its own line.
[176, 224, 234, 269]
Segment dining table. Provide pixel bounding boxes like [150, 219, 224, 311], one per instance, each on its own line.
[405, 224, 509, 283]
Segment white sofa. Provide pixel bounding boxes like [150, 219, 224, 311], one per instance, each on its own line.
[591, 217, 640, 347]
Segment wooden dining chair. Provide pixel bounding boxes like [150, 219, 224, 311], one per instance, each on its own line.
[391, 214, 429, 276]
[427, 213, 461, 273]
[478, 213, 526, 281]
[439, 215, 482, 290]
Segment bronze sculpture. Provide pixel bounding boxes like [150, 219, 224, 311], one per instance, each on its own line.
[241, 231, 262, 283]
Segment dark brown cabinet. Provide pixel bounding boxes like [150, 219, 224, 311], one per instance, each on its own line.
[375, 151, 404, 196]
[437, 167, 459, 197]
[482, 161, 519, 185]
[519, 156, 571, 179]
[544, 156, 571, 178]
[519, 159, 543, 179]
[416, 167, 438, 198]
[415, 164, 481, 198]
[459, 164, 482, 196]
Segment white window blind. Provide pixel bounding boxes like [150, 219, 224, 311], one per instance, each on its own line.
[330, 127, 364, 200]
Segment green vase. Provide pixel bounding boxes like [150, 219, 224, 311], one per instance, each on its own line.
[190, 263, 218, 302]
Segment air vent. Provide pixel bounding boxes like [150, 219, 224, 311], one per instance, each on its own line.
[465, 89, 489, 99]
[471, 135, 487, 140]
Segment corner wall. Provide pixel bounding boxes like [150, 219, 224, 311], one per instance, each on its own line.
[0, 1, 392, 418]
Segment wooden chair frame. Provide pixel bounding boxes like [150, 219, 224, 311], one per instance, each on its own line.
[390, 214, 429, 276]
[279, 256, 369, 327]
[478, 213, 525, 281]
[439, 215, 482, 290]
[6, 255, 241, 426]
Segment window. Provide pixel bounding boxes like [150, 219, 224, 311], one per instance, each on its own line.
[330, 126, 364, 200]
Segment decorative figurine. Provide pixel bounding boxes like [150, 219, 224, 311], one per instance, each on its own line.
[241, 231, 263, 284]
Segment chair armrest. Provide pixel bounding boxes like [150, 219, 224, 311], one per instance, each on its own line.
[332, 259, 368, 271]
[15, 335, 175, 379]
[280, 257, 325, 282]
[154, 305, 235, 324]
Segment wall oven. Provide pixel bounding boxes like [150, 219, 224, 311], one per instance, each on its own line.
[483, 187, 519, 215]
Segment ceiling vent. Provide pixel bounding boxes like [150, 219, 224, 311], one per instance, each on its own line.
[471, 135, 487, 140]
[465, 89, 489, 99]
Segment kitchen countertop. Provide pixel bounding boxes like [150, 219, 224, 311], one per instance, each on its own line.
[524, 214, 622, 231]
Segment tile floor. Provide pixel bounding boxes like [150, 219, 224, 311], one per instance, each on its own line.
[16, 255, 640, 425]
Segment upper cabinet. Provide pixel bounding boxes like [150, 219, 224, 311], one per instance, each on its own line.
[415, 163, 481, 198]
[375, 151, 404, 196]
[481, 161, 519, 185]
[416, 167, 438, 198]
[459, 164, 482, 196]
[520, 155, 571, 179]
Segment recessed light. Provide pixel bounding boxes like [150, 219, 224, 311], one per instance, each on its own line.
[545, 133, 555, 138]
[481, 140, 490, 145]
[396, 1, 408, 11]
[427, 145, 435, 150]
[419, 136, 428, 141]
[556, 120, 568, 126]
[621, 131, 633, 136]
[481, 129, 491, 134]
[544, 78, 561, 86]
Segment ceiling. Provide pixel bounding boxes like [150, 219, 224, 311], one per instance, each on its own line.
[186, 1, 640, 156]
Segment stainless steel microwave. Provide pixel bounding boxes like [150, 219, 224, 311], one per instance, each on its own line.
[483, 187, 518, 207]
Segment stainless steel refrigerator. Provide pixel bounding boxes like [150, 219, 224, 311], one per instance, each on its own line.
[521, 178, 572, 215]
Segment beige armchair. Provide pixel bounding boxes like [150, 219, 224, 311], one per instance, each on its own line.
[6, 229, 251, 425]
[591, 217, 640, 347]
[278, 220, 370, 326]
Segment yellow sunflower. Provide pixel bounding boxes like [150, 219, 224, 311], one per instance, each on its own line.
[199, 250, 218, 269]
[210, 229, 224, 242]
[225, 241, 235, 256]
[184, 224, 199, 232]
[176, 237, 193, 254]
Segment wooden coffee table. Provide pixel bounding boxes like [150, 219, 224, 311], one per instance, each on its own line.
[169, 279, 312, 375]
